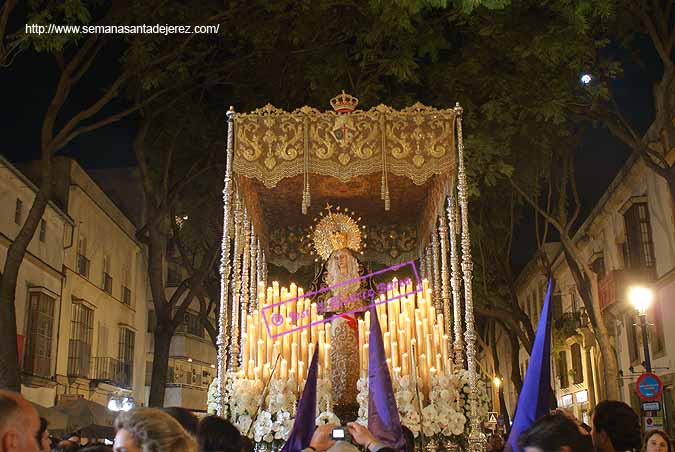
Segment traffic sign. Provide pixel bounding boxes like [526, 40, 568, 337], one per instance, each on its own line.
[487, 412, 498, 424]
[636, 373, 663, 401]
[641, 401, 661, 412]
[644, 416, 665, 431]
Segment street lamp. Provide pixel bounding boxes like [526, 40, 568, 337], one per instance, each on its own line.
[628, 286, 654, 372]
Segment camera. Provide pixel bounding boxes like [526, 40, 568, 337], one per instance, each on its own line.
[330, 427, 351, 442]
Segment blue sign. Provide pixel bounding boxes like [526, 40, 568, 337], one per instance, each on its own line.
[637, 373, 663, 401]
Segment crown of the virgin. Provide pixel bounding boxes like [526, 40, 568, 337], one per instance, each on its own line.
[310, 204, 366, 260]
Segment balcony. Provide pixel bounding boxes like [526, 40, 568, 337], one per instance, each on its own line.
[553, 311, 587, 344]
[598, 268, 654, 311]
[91, 357, 133, 388]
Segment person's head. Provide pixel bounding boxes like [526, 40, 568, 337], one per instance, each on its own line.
[161, 407, 199, 437]
[642, 431, 673, 452]
[489, 432, 504, 451]
[591, 401, 641, 452]
[517, 412, 592, 452]
[114, 407, 197, 452]
[196, 416, 241, 452]
[0, 390, 41, 452]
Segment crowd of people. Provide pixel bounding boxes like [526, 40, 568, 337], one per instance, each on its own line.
[1, 389, 673, 452]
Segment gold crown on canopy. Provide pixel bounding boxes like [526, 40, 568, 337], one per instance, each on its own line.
[330, 90, 359, 113]
[310, 203, 366, 260]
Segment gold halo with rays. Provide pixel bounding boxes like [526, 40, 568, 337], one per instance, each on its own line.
[310, 203, 365, 260]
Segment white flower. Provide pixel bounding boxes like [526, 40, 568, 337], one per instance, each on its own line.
[316, 411, 341, 426]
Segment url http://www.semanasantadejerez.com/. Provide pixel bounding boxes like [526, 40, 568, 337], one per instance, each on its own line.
[25, 23, 221, 35]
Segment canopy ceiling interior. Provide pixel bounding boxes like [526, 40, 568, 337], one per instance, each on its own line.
[230, 96, 459, 277]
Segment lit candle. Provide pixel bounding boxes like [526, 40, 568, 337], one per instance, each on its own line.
[291, 342, 298, 374]
[242, 333, 249, 371]
[273, 341, 281, 362]
[391, 341, 398, 369]
[280, 359, 288, 380]
[436, 353, 442, 374]
[289, 368, 296, 385]
[298, 361, 305, 383]
[362, 344, 369, 376]
[324, 343, 331, 374]
[248, 359, 255, 380]
[384, 332, 391, 359]
[254, 366, 260, 381]
[263, 363, 271, 381]
[257, 339, 264, 367]
[401, 352, 409, 376]
[365, 311, 371, 331]
[437, 313, 444, 338]
[301, 330, 308, 365]
[425, 334, 433, 371]
[308, 342, 315, 367]
[441, 334, 449, 374]
[325, 323, 331, 348]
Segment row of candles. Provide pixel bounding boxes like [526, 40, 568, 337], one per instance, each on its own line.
[237, 277, 451, 395]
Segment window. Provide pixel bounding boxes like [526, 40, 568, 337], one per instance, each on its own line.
[571, 343, 584, 384]
[625, 313, 640, 364]
[552, 293, 563, 321]
[558, 350, 569, 389]
[121, 263, 131, 305]
[77, 237, 90, 278]
[178, 311, 204, 338]
[118, 328, 135, 387]
[650, 300, 666, 355]
[624, 202, 655, 268]
[68, 303, 94, 377]
[39, 219, 46, 242]
[591, 255, 606, 280]
[14, 199, 22, 224]
[23, 292, 55, 378]
[102, 255, 112, 295]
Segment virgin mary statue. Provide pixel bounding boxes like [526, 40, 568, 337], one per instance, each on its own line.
[311, 205, 367, 421]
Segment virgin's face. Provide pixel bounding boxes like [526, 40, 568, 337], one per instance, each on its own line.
[646, 434, 669, 452]
[336, 251, 348, 272]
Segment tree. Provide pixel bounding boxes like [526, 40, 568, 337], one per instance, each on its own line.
[0, 0, 227, 390]
[562, 0, 675, 200]
[511, 145, 623, 400]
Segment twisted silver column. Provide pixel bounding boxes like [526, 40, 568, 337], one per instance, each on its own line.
[229, 195, 243, 371]
[447, 190, 464, 369]
[217, 107, 235, 416]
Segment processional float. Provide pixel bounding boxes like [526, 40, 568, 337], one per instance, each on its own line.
[213, 92, 488, 452]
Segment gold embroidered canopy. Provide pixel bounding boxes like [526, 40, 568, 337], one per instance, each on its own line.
[233, 101, 457, 189]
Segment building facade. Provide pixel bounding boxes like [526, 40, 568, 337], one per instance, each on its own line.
[509, 154, 675, 437]
[1, 155, 149, 408]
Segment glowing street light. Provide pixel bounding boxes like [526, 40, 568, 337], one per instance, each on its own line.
[580, 73, 592, 85]
[629, 286, 653, 314]
[628, 285, 654, 372]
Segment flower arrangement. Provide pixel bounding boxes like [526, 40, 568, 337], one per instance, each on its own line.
[355, 370, 485, 447]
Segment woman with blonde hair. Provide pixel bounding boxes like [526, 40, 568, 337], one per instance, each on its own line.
[113, 407, 197, 452]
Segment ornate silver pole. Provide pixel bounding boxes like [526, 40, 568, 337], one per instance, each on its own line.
[240, 208, 251, 337]
[257, 238, 263, 307]
[438, 210, 452, 371]
[217, 106, 235, 416]
[419, 251, 426, 281]
[262, 249, 268, 289]
[431, 223, 441, 310]
[229, 195, 243, 371]
[250, 227, 258, 313]
[456, 103, 485, 452]
[424, 245, 433, 287]
[448, 189, 464, 369]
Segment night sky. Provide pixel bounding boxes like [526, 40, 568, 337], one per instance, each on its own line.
[0, 29, 661, 273]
